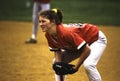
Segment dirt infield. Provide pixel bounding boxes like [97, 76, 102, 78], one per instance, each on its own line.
[0, 21, 120, 81]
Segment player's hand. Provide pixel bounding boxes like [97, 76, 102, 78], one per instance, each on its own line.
[53, 62, 77, 75]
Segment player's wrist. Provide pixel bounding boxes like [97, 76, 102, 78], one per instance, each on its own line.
[73, 65, 79, 71]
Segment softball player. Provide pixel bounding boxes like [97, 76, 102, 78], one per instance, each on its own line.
[25, 0, 51, 43]
[39, 8, 107, 81]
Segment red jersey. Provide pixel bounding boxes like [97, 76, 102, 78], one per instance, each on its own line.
[34, 0, 51, 3]
[45, 23, 99, 51]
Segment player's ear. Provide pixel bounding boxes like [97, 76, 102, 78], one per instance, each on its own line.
[51, 19, 56, 24]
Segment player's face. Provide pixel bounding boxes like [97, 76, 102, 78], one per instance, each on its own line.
[39, 16, 56, 34]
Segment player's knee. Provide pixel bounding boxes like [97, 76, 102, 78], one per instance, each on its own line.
[83, 62, 96, 71]
[33, 15, 38, 20]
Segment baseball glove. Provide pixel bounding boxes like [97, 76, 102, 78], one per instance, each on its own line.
[53, 62, 77, 75]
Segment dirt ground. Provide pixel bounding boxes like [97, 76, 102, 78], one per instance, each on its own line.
[0, 21, 120, 81]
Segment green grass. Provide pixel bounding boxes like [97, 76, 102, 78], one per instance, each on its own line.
[0, 0, 32, 21]
[0, 0, 120, 25]
[51, 0, 120, 25]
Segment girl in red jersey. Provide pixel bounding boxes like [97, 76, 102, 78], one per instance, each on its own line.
[39, 8, 107, 81]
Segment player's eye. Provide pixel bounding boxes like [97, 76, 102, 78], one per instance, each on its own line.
[39, 20, 46, 23]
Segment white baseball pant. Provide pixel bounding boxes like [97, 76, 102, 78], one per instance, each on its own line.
[32, 2, 50, 39]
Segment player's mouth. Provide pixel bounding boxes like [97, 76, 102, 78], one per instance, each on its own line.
[40, 26, 47, 32]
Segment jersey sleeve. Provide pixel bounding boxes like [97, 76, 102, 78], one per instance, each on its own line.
[64, 32, 86, 50]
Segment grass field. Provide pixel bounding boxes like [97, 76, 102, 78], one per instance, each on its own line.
[0, 0, 120, 25]
[0, 21, 120, 81]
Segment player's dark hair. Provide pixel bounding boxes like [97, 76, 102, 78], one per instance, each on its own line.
[39, 8, 63, 25]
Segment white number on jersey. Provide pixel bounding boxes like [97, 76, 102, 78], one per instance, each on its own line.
[63, 23, 85, 28]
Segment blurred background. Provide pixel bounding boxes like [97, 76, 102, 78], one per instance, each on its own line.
[0, 0, 120, 25]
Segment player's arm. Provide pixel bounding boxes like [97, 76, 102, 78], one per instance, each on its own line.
[74, 44, 91, 71]
[54, 51, 62, 62]
[64, 32, 91, 71]
[49, 47, 62, 62]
